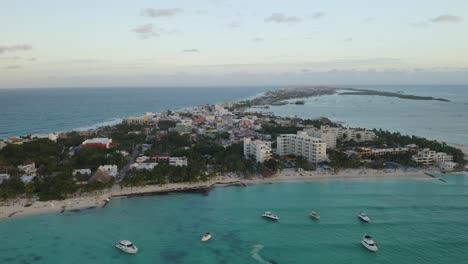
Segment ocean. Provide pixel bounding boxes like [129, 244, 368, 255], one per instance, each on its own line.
[1, 85, 467, 144]
[1, 174, 468, 264]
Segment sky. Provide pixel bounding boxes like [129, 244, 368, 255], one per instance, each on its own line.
[1, 0, 468, 88]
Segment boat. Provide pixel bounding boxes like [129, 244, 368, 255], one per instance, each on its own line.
[262, 211, 279, 220]
[114, 240, 138, 254]
[358, 212, 371, 223]
[361, 234, 378, 252]
[201, 232, 212, 242]
[310, 211, 320, 220]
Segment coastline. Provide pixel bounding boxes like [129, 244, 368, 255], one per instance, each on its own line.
[0, 168, 445, 221]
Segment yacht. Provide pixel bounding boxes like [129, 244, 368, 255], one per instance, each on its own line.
[358, 212, 370, 223]
[361, 234, 378, 252]
[310, 211, 320, 220]
[115, 240, 138, 254]
[201, 232, 212, 242]
[262, 211, 279, 220]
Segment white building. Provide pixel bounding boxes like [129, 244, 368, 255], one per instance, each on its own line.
[243, 138, 272, 163]
[169, 157, 188, 166]
[277, 132, 327, 163]
[303, 126, 337, 149]
[72, 169, 92, 176]
[130, 163, 158, 171]
[18, 162, 37, 176]
[0, 174, 10, 183]
[437, 161, 458, 172]
[412, 148, 453, 165]
[311, 126, 376, 143]
[97, 165, 118, 177]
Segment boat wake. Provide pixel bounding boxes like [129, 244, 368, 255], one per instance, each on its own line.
[251, 244, 277, 264]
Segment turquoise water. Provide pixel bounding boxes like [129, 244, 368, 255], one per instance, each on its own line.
[2, 174, 468, 264]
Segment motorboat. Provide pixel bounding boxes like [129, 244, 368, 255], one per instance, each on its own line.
[262, 211, 279, 220]
[358, 212, 370, 223]
[201, 232, 212, 242]
[115, 240, 138, 254]
[310, 211, 320, 220]
[361, 234, 378, 252]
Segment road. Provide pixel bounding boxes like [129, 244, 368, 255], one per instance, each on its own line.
[117, 144, 141, 182]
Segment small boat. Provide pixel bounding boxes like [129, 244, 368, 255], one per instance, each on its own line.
[361, 234, 378, 252]
[115, 240, 138, 254]
[201, 232, 212, 242]
[358, 212, 371, 223]
[310, 211, 320, 220]
[262, 211, 279, 221]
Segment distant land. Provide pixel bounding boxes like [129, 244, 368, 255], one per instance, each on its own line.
[248, 87, 450, 106]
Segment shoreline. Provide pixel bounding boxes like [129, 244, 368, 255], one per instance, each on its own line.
[1, 168, 459, 221]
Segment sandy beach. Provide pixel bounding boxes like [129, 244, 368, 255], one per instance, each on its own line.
[0, 168, 449, 220]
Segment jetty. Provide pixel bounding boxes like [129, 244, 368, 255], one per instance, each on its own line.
[424, 172, 447, 183]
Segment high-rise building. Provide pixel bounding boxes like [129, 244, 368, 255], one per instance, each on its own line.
[243, 138, 272, 163]
[276, 132, 327, 163]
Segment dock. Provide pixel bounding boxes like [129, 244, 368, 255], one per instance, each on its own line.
[424, 172, 447, 183]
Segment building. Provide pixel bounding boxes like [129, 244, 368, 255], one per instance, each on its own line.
[0, 174, 10, 183]
[277, 132, 327, 163]
[412, 148, 453, 165]
[243, 138, 272, 163]
[311, 126, 376, 143]
[169, 157, 188, 166]
[172, 123, 192, 134]
[437, 161, 458, 172]
[354, 147, 418, 158]
[88, 170, 112, 184]
[72, 169, 92, 176]
[0, 140, 6, 150]
[97, 165, 118, 177]
[303, 126, 337, 149]
[82, 138, 113, 149]
[130, 163, 158, 171]
[18, 162, 37, 176]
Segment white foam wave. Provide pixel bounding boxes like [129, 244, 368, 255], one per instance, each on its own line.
[251, 244, 272, 264]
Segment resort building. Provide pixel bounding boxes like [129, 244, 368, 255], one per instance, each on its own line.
[17, 162, 37, 176]
[276, 132, 327, 163]
[303, 126, 337, 149]
[169, 157, 188, 166]
[243, 138, 272, 163]
[82, 138, 113, 149]
[412, 148, 453, 165]
[97, 165, 118, 177]
[310, 126, 376, 143]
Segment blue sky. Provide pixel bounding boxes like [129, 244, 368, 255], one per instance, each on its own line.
[1, 0, 467, 88]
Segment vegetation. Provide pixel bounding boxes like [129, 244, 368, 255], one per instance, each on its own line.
[340, 88, 450, 102]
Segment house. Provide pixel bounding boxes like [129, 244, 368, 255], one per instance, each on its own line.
[81, 138, 113, 149]
[130, 163, 158, 170]
[97, 165, 118, 177]
[243, 138, 272, 163]
[88, 170, 112, 184]
[72, 169, 92, 176]
[0, 174, 10, 183]
[18, 162, 37, 176]
[169, 157, 188, 166]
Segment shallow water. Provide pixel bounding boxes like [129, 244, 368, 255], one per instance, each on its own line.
[2, 174, 468, 264]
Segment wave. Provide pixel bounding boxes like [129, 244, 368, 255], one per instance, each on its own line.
[251, 244, 276, 264]
[71, 117, 124, 132]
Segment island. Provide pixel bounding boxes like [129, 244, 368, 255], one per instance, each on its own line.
[0, 87, 464, 219]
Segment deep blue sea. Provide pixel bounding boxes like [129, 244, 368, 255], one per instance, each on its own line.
[1, 85, 467, 144]
[1, 174, 468, 264]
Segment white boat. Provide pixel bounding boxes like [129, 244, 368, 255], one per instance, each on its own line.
[201, 232, 212, 242]
[115, 240, 138, 254]
[358, 212, 371, 223]
[310, 211, 320, 220]
[262, 211, 279, 220]
[361, 234, 378, 252]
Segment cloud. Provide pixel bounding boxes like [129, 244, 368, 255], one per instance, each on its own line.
[227, 22, 240, 28]
[141, 8, 183, 18]
[133, 24, 160, 38]
[310, 12, 326, 19]
[252, 37, 263, 42]
[182, 49, 199, 53]
[430, 14, 462, 24]
[0, 44, 32, 54]
[363, 17, 374, 23]
[265, 13, 301, 23]
[5, 65, 21, 70]
[344, 37, 353, 42]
